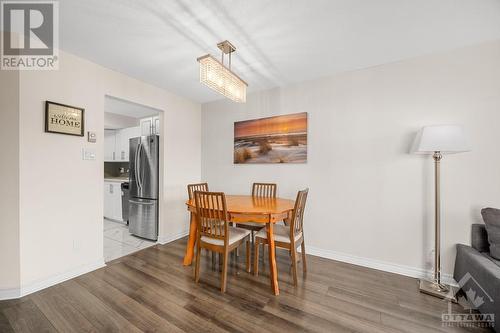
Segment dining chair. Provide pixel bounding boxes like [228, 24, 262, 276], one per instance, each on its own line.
[252, 182, 277, 198]
[194, 191, 251, 292]
[237, 183, 277, 243]
[253, 188, 308, 286]
[188, 183, 217, 263]
[187, 182, 209, 200]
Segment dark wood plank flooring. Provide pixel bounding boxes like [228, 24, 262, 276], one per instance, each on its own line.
[0, 237, 492, 332]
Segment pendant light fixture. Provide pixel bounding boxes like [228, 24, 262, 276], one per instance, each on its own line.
[197, 40, 247, 103]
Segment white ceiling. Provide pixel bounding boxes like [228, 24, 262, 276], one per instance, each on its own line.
[104, 95, 160, 118]
[60, 0, 500, 103]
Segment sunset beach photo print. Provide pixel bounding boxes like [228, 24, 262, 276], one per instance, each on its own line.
[234, 112, 307, 164]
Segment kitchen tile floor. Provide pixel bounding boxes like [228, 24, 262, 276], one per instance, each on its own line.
[103, 218, 156, 262]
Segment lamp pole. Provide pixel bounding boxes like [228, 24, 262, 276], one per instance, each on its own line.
[419, 151, 454, 300]
[433, 151, 446, 290]
[413, 125, 469, 302]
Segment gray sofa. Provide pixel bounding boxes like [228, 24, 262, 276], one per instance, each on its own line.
[454, 224, 499, 331]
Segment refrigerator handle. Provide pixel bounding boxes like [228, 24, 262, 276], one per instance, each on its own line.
[136, 142, 143, 191]
[134, 141, 139, 190]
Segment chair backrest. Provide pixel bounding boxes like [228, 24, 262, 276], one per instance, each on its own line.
[193, 191, 228, 243]
[187, 182, 209, 200]
[252, 183, 277, 198]
[290, 188, 309, 236]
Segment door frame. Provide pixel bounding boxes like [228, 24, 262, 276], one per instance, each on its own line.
[103, 94, 165, 259]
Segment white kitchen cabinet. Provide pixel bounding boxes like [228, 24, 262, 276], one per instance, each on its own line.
[103, 182, 113, 218]
[104, 126, 141, 162]
[114, 130, 127, 162]
[103, 181, 123, 221]
[104, 129, 116, 161]
[140, 118, 153, 136]
[140, 116, 160, 136]
[116, 126, 141, 162]
[153, 116, 160, 135]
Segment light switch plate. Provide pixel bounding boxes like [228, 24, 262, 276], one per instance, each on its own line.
[82, 148, 96, 160]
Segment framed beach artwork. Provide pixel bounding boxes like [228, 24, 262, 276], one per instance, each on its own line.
[234, 112, 308, 164]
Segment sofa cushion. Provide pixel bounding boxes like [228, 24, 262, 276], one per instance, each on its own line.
[481, 208, 500, 260]
[454, 244, 499, 332]
[471, 224, 489, 252]
[482, 252, 500, 268]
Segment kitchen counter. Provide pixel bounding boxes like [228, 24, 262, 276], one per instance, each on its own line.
[104, 177, 129, 183]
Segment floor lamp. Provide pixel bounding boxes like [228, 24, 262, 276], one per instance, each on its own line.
[411, 125, 470, 299]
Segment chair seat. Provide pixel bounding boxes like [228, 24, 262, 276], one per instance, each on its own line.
[201, 226, 251, 246]
[238, 222, 264, 231]
[255, 225, 302, 243]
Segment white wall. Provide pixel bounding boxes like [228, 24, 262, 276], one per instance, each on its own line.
[15, 50, 200, 292]
[0, 67, 20, 295]
[201, 40, 500, 278]
[104, 112, 140, 129]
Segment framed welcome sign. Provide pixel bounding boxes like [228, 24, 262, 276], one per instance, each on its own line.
[45, 101, 85, 136]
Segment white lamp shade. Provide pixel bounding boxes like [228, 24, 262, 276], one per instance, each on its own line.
[411, 125, 471, 154]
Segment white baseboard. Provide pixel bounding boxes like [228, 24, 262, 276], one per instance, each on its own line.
[0, 287, 21, 300]
[304, 246, 457, 286]
[0, 259, 105, 301]
[157, 229, 189, 245]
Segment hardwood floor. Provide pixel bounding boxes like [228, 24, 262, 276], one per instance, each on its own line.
[0, 237, 492, 332]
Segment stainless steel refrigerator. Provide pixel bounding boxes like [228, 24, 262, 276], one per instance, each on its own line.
[129, 135, 159, 240]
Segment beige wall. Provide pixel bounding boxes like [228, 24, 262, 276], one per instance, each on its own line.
[201, 40, 500, 279]
[0, 68, 21, 294]
[104, 112, 140, 129]
[16, 50, 201, 290]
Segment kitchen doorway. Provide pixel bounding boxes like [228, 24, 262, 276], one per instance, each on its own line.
[103, 95, 164, 262]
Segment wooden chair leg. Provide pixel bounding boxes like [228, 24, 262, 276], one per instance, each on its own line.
[301, 241, 307, 274]
[221, 250, 229, 293]
[253, 240, 259, 276]
[194, 242, 201, 283]
[261, 243, 265, 265]
[211, 251, 216, 270]
[246, 239, 251, 273]
[290, 245, 298, 286]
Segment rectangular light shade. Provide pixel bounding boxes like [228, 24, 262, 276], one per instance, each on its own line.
[411, 125, 471, 154]
[198, 55, 247, 103]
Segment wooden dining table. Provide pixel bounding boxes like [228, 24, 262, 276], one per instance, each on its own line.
[183, 195, 295, 295]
